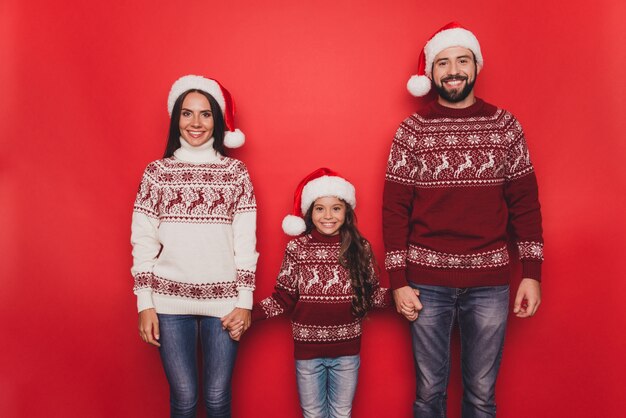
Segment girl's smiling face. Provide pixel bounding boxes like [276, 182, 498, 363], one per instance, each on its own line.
[311, 197, 346, 236]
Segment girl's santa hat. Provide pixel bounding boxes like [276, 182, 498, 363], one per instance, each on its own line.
[168, 75, 245, 148]
[407, 22, 484, 97]
[282, 167, 356, 236]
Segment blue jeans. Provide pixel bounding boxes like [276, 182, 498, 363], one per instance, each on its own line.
[409, 284, 509, 418]
[295, 355, 360, 418]
[158, 314, 238, 418]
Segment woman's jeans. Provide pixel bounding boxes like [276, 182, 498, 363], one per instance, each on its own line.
[409, 284, 509, 418]
[158, 314, 238, 418]
[295, 354, 360, 418]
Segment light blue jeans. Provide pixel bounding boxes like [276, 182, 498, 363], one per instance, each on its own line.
[295, 354, 360, 418]
[409, 284, 509, 418]
[158, 314, 238, 418]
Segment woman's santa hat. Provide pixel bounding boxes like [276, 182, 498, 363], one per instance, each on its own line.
[168, 75, 245, 148]
[282, 167, 356, 236]
[407, 22, 484, 97]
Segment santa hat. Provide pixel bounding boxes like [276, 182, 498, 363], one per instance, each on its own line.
[282, 167, 356, 236]
[407, 22, 484, 97]
[167, 75, 245, 148]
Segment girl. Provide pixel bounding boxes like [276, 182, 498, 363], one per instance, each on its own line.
[244, 167, 390, 418]
[131, 75, 258, 418]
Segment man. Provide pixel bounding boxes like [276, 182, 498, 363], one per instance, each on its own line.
[383, 22, 543, 418]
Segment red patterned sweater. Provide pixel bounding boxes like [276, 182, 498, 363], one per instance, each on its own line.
[383, 98, 543, 289]
[252, 229, 391, 360]
[131, 139, 258, 316]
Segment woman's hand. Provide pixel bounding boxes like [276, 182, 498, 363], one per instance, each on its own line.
[138, 308, 161, 347]
[221, 308, 251, 341]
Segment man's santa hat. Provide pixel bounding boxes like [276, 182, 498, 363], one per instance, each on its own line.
[168, 75, 245, 148]
[407, 22, 484, 97]
[282, 167, 356, 236]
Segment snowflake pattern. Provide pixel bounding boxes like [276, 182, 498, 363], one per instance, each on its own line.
[292, 321, 362, 343]
[385, 250, 407, 270]
[517, 241, 544, 261]
[505, 131, 516, 142]
[236, 269, 256, 290]
[260, 297, 284, 318]
[315, 249, 329, 259]
[445, 135, 459, 145]
[489, 133, 501, 144]
[133, 273, 239, 299]
[407, 245, 510, 269]
[467, 134, 481, 144]
[423, 136, 436, 147]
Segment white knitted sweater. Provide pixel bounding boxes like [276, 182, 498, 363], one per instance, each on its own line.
[131, 138, 258, 316]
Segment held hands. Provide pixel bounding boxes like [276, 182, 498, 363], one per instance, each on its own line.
[138, 308, 161, 347]
[393, 286, 423, 321]
[221, 308, 252, 341]
[513, 278, 542, 318]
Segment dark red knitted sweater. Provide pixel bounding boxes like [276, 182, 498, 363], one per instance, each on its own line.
[252, 230, 390, 360]
[383, 98, 543, 289]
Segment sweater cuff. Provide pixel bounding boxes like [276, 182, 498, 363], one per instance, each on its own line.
[389, 270, 409, 290]
[235, 289, 253, 310]
[522, 260, 542, 282]
[136, 290, 155, 313]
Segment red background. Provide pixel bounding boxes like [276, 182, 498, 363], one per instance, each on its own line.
[2, 1, 625, 417]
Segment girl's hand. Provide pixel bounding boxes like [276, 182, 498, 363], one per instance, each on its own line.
[138, 308, 161, 347]
[228, 320, 246, 341]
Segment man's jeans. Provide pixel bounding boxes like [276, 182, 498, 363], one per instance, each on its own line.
[295, 354, 360, 418]
[409, 284, 509, 418]
[158, 314, 238, 418]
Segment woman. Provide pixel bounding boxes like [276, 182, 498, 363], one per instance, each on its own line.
[131, 75, 257, 418]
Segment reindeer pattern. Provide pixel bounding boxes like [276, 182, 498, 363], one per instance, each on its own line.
[387, 109, 533, 185]
[300, 265, 350, 295]
[389, 136, 509, 183]
[134, 157, 256, 222]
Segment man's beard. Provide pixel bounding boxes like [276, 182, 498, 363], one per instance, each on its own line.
[433, 75, 476, 103]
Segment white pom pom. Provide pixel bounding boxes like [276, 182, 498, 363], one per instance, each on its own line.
[407, 75, 432, 97]
[282, 215, 306, 236]
[224, 129, 245, 148]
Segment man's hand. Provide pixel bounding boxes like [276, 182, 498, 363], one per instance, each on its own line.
[393, 286, 423, 321]
[513, 278, 541, 318]
[138, 308, 161, 347]
[221, 308, 251, 341]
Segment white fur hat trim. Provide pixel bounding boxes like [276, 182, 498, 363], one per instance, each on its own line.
[300, 176, 356, 215]
[423, 27, 483, 77]
[167, 75, 225, 116]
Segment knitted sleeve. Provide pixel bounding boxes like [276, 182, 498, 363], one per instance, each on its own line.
[130, 162, 161, 312]
[232, 163, 259, 309]
[503, 115, 544, 281]
[364, 242, 391, 309]
[251, 243, 300, 321]
[382, 121, 417, 289]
